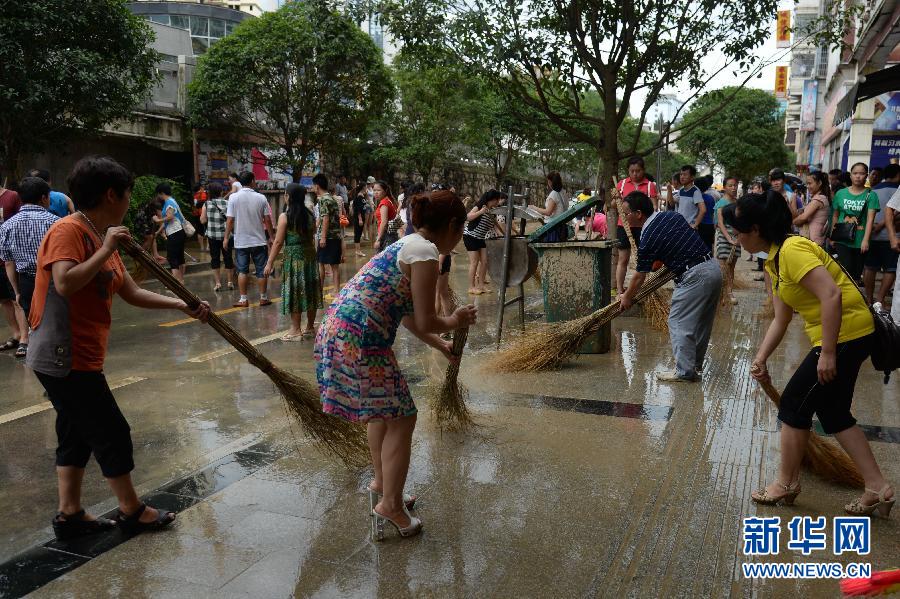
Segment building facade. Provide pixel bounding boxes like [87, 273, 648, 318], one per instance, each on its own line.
[128, 1, 252, 55]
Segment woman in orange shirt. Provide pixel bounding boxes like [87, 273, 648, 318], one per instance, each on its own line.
[27, 156, 210, 540]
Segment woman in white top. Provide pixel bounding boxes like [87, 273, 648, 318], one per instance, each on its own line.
[532, 171, 569, 242]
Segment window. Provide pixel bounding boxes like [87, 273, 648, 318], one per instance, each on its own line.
[159, 53, 178, 63]
[794, 13, 816, 37]
[225, 21, 236, 35]
[149, 14, 169, 25]
[170, 15, 189, 31]
[191, 37, 210, 55]
[209, 18, 226, 38]
[790, 51, 816, 78]
[190, 16, 209, 37]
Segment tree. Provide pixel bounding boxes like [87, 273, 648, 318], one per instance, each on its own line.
[677, 87, 790, 182]
[188, 1, 392, 182]
[381, 0, 854, 189]
[0, 0, 159, 183]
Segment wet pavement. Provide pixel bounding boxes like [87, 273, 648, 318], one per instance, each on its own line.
[0, 243, 898, 598]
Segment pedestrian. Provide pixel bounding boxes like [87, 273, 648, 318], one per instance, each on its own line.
[26, 156, 210, 540]
[696, 175, 717, 251]
[264, 183, 322, 341]
[350, 184, 367, 257]
[0, 180, 24, 352]
[862, 163, 899, 305]
[885, 183, 900, 321]
[133, 194, 164, 264]
[664, 171, 680, 212]
[588, 209, 608, 240]
[312, 173, 343, 295]
[464, 189, 504, 295]
[192, 183, 208, 253]
[617, 191, 722, 382]
[314, 189, 477, 539]
[675, 165, 706, 232]
[532, 171, 569, 242]
[373, 180, 400, 251]
[828, 168, 845, 194]
[364, 176, 376, 242]
[224, 171, 275, 307]
[793, 171, 831, 246]
[27, 169, 74, 217]
[199, 182, 234, 292]
[830, 162, 877, 284]
[769, 168, 798, 220]
[334, 175, 349, 211]
[714, 175, 741, 305]
[724, 191, 894, 517]
[0, 176, 59, 358]
[152, 183, 188, 283]
[222, 172, 241, 200]
[869, 166, 883, 188]
[615, 157, 658, 293]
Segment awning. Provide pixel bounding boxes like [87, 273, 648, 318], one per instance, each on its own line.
[833, 63, 900, 126]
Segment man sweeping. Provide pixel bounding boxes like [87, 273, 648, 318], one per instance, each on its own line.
[617, 191, 722, 382]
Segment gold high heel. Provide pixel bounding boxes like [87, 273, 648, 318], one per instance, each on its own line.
[845, 485, 895, 518]
[751, 480, 801, 506]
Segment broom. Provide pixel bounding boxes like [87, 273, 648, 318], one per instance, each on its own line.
[841, 570, 900, 596]
[757, 377, 863, 488]
[428, 287, 475, 431]
[610, 180, 670, 333]
[486, 266, 676, 372]
[120, 237, 369, 467]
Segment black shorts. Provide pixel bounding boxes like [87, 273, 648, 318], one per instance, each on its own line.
[698, 223, 715, 251]
[0, 266, 14, 301]
[35, 370, 135, 478]
[441, 254, 452, 275]
[208, 237, 234, 270]
[317, 238, 342, 265]
[463, 235, 486, 252]
[778, 334, 871, 434]
[17, 272, 36, 317]
[833, 243, 864, 281]
[166, 229, 186, 269]
[616, 225, 641, 251]
[863, 240, 898, 273]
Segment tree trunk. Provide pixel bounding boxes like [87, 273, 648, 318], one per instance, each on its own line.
[1, 149, 21, 188]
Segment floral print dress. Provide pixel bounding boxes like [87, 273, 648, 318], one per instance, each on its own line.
[315, 236, 434, 422]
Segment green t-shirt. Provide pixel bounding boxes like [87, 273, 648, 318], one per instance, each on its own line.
[318, 194, 342, 241]
[832, 188, 878, 248]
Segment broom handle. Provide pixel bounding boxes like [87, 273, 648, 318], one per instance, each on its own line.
[120, 237, 276, 371]
[609, 178, 640, 270]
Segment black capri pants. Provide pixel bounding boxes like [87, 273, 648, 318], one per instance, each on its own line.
[166, 229, 186, 269]
[778, 334, 871, 435]
[353, 215, 365, 244]
[35, 370, 135, 478]
[208, 237, 234, 270]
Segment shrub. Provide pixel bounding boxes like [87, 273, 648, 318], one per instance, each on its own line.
[126, 175, 191, 237]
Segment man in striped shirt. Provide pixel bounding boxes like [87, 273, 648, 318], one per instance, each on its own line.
[617, 191, 722, 382]
[0, 176, 59, 357]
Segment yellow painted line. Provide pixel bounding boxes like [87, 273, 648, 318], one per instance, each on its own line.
[187, 330, 289, 363]
[0, 376, 147, 425]
[159, 298, 283, 327]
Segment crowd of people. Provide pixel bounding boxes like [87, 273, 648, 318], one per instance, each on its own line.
[1, 153, 897, 544]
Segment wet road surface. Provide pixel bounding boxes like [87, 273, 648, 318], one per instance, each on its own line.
[0, 244, 898, 598]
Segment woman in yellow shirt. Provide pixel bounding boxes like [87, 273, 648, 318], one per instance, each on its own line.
[724, 190, 894, 518]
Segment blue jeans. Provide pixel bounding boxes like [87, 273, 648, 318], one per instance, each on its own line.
[235, 245, 268, 278]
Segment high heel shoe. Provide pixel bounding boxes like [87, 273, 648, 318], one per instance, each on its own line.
[751, 480, 801, 506]
[845, 485, 895, 518]
[367, 486, 416, 511]
[371, 505, 422, 541]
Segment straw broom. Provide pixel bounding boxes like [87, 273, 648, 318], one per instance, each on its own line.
[120, 237, 369, 467]
[610, 180, 670, 333]
[757, 378, 863, 488]
[428, 287, 475, 431]
[486, 266, 676, 372]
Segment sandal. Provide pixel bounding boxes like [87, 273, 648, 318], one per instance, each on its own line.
[0, 338, 17, 351]
[52, 509, 117, 541]
[281, 333, 303, 342]
[751, 480, 801, 506]
[845, 485, 895, 518]
[116, 504, 176, 535]
[14, 343, 27, 358]
[214, 284, 222, 292]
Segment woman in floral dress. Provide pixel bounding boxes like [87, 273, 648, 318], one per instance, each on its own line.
[315, 189, 477, 539]
[264, 184, 322, 340]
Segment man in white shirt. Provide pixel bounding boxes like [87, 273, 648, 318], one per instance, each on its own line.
[224, 172, 274, 307]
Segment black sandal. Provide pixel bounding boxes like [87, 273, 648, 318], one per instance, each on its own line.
[116, 504, 176, 535]
[52, 509, 117, 541]
[0, 338, 17, 351]
[14, 343, 26, 358]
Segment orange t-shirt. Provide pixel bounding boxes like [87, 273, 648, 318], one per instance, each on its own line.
[30, 216, 126, 371]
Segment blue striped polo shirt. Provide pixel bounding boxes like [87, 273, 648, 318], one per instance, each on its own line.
[636, 211, 711, 276]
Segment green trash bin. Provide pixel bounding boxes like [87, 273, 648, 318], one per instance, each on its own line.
[531, 240, 615, 353]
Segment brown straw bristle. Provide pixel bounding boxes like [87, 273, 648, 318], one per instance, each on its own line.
[120, 237, 369, 467]
[431, 326, 475, 431]
[486, 267, 676, 372]
[759, 380, 863, 488]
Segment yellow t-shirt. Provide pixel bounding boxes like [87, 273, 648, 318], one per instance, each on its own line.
[764, 236, 873, 347]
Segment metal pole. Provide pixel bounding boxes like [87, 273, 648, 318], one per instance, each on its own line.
[495, 185, 516, 347]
